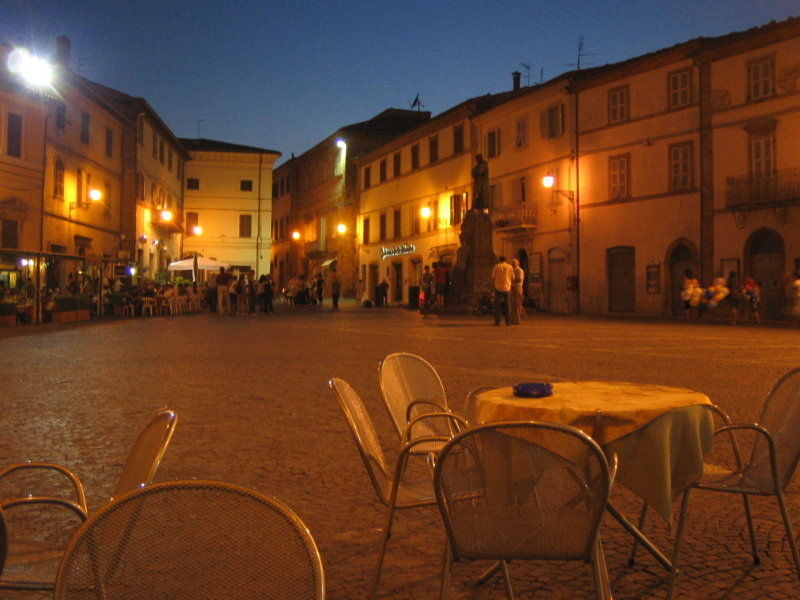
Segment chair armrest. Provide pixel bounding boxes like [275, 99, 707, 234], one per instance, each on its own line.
[707, 403, 733, 426]
[404, 400, 450, 424]
[401, 412, 468, 445]
[711, 423, 780, 486]
[1, 496, 88, 521]
[0, 462, 87, 512]
[462, 386, 498, 419]
[606, 453, 619, 489]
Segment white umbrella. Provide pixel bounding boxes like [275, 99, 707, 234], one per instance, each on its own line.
[167, 256, 228, 271]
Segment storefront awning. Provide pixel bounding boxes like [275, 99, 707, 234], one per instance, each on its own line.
[321, 258, 337, 267]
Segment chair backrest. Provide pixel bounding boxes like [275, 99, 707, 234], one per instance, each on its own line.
[54, 480, 325, 600]
[434, 421, 611, 563]
[329, 378, 393, 504]
[112, 409, 177, 499]
[379, 352, 449, 439]
[745, 367, 800, 490]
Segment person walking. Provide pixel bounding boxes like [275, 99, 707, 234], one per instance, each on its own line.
[491, 256, 514, 326]
[330, 272, 341, 311]
[215, 267, 233, 315]
[264, 274, 276, 314]
[509, 258, 525, 325]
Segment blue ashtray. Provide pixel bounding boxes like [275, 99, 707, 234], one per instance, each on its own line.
[512, 382, 553, 398]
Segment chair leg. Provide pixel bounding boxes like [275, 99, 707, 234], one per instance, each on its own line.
[774, 487, 800, 580]
[369, 502, 398, 599]
[593, 537, 613, 600]
[438, 541, 453, 600]
[741, 494, 759, 565]
[500, 560, 515, 600]
[477, 561, 501, 584]
[627, 502, 648, 567]
[666, 488, 692, 600]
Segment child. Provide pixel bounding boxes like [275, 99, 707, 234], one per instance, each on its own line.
[743, 278, 761, 325]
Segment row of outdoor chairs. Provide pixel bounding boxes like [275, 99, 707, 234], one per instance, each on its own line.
[0, 409, 325, 599]
[331, 353, 800, 600]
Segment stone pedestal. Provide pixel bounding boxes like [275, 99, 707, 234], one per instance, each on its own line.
[450, 210, 496, 311]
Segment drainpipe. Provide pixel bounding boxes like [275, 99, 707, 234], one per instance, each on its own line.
[37, 113, 48, 324]
[256, 153, 263, 275]
[572, 80, 581, 314]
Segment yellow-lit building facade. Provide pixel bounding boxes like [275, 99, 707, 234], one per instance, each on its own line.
[356, 103, 475, 305]
[41, 70, 125, 288]
[271, 109, 430, 296]
[180, 139, 280, 276]
[0, 43, 48, 291]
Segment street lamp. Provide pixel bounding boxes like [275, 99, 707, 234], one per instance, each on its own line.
[291, 230, 301, 240]
[541, 174, 574, 202]
[160, 209, 173, 222]
[192, 225, 203, 236]
[336, 223, 348, 235]
[7, 48, 54, 89]
[88, 188, 103, 202]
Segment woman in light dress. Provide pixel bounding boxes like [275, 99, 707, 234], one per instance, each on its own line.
[508, 258, 525, 325]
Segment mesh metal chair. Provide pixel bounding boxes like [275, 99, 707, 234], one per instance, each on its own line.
[53, 480, 325, 600]
[667, 368, 800, 599]
[0, 408, 177, 593]
[434, 421, 616, 600]
[329, 377, 449, 599]
[379, 353, 467, 452]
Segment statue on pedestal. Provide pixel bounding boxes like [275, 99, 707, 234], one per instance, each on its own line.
[471, 154, 489, 210]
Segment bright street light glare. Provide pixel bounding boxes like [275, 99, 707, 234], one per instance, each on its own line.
[336, 139, 346, 149]
[420, 206, 432, 218]
[160, 210, 173, 222]
[291, 230, 301, 240]
[88, 189, 103, 201]
[192, 225, 203, 235]
[8, 48, 54, 88]
[336, 223, 347, 234]
[542, 175, 555, 188]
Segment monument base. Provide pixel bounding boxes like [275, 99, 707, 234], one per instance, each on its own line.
[449, 209, 496, 312]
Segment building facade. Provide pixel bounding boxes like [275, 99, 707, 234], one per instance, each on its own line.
[180, 138, 280, 276]
[271, 109, 430, 296]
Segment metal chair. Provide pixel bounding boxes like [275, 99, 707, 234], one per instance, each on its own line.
[667, 367, 800, 599]
[53, 480, 325, 600]
[434, 421, 616, 600]
[379, 353, 467, 452]
[0, 408, 177, 593]
[329, 377, 450, 599]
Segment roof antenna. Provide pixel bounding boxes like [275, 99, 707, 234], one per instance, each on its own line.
[196, 119, 206, 138]
[520, 63, 531, 86]
[566, 37, 596, 70]
[540, 67, 545, 84]
[409, 94, 424, 112]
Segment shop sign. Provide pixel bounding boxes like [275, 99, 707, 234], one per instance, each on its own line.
[381, 243, 416, 260]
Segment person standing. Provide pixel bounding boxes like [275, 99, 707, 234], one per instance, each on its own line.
[491, 256, 514, 326]
[743, 278, 761, 325]
[356, 279, 365, 307]
[378, 279, 389, 307]
[509, 258, 525, 325]
[315, 273, 325, 306]
[215, 267, 233, 315]
[330, 272, 341, 311]
[790, 269, 800, 325]
[421, 265, 434, 311]
[434, 262, 449, 307]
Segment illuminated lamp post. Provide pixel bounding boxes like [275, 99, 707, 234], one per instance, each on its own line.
[542, 174, 580, 312]
[7, 48, 54, 89]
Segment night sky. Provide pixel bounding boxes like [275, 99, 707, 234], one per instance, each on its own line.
[3, 1, 798, 164]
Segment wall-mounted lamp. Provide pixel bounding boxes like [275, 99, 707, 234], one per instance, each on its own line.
[88, 188, 103, 202]
[160, 209, 173, 222]
[542, 175, 574, 201]
[336, 223, 347, 234]
[192, 225, 203, 236]
[291, 230, 301, 240]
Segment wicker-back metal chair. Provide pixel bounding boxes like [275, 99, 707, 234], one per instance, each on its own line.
[329, 377, 449, 599]
[434, 421, 616, 600]
[53, 480, 325, 600]
[379, 353, 466, 452]
[0, 408, 177, 593]
[667, 367, 800, 599]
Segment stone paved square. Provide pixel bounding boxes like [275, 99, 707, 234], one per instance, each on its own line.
[2, 305, 800, 599]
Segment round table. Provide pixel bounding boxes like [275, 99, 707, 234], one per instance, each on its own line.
[473, 381, 714, 522]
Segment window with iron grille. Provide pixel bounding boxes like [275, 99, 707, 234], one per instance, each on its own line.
[608, 86, 629, 124]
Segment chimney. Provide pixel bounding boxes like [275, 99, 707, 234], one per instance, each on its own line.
[55, 36, 71, 68]
[512, 71, 521, 91]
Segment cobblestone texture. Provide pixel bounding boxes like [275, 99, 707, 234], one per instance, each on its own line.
[2, 303, 800, 599]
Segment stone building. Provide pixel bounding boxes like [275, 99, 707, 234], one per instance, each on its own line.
[271, 109, 430, 296]
[179, 138, 280, 276]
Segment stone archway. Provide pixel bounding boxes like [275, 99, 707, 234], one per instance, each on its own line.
[744, 227, 785, 318]
[665, 238, 699, 315]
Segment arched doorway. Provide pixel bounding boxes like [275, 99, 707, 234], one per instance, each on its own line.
[745, 228, 785, 318]
[666, 241, 697, 315]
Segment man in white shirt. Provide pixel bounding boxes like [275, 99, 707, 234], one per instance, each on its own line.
[491, 256, 514, 326]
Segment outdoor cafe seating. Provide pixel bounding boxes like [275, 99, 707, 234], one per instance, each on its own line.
[0, 409, 177, 593]
[333, 352, 800, 599]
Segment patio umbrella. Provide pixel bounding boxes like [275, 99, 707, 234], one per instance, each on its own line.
[167, 256, 228, 271]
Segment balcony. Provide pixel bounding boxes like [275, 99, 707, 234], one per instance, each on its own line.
[726, 168, 800, 209]
[492, 206, 537, 232]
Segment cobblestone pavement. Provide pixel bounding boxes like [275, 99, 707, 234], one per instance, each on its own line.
[2, 303, 800, 599]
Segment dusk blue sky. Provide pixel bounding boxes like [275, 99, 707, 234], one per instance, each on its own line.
[3, 1, 798, 164]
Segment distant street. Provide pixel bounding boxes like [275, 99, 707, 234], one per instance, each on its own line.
[3, 305, 800, 599]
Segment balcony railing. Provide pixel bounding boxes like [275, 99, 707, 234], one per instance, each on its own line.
[492, 206, 537, 230]
[726, 168, 800, 209]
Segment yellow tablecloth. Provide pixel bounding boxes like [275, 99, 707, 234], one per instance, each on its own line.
[473, 381, 714, 522]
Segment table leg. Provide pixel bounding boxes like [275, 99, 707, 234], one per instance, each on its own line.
[606, 501, 671, 571]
